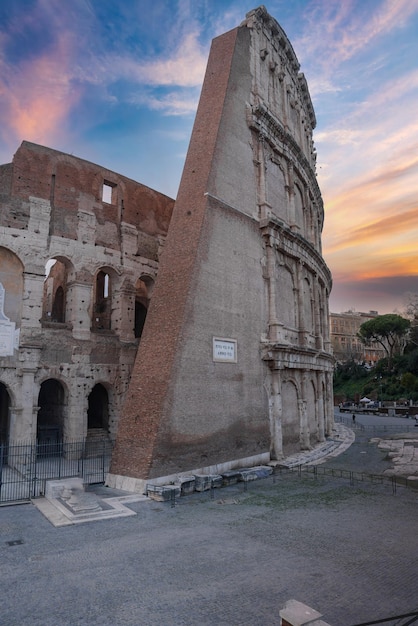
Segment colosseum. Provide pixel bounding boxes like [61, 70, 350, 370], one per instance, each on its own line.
[0, 140, 173, 451]
[0, 6, 333, 493]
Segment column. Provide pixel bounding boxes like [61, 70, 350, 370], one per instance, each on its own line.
[69, 282, 92, 340]
[299, 371, 310, 450]
[268, 369, 283, 460]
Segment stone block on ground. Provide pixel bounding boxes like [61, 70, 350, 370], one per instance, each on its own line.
[221, 470, 244, 486]
[239, 466, 273, 482]
[175, 476, 196, 495]
[146, 484, 181, 501]
[193, 474, 223, 492]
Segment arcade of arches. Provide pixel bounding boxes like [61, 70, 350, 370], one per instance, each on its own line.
[0, 244, 155, 446]
[0, 140, 171, 448]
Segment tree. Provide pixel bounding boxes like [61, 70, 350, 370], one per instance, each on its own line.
[357, 314, 410, 371]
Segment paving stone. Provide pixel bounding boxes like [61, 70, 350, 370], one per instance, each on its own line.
[2, 411, 417, 625]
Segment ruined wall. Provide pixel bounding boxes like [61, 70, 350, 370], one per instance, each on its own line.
[109, 6, 333, 490]
[0, 142, 174, 445]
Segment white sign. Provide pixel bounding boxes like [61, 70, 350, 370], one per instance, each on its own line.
[213, 338, 237, 363]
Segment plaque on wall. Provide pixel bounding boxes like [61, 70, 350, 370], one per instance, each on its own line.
[213, 337, 237, 363]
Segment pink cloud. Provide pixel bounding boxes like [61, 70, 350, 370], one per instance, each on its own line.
[0, 32, 81, 149]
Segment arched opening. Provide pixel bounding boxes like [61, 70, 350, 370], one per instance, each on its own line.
[87, 384, 109, 431]
[51, 286, 65, 322]
[43, 258, 69, 324]
[0, 383, 10, 464]
[37, 379, 65, 444]
[294, 184, 304, 234]
[302, 276, 313, 334]
[0, 382, 10, 446]
[135, 301, 147, 338]
[134, 275, 154, 338]
[92, 270, 112, 330]
[306, 379, 318, 445]
[0, 246, 24, 326]
[276, 263, 297, 327]
[281, 380, 300, 456]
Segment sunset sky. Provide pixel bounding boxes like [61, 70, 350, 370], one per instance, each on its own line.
[1, 0, 418, 314]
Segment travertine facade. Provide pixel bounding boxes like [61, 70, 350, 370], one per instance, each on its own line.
[109, 6, 334, 491]
[0, 141, 173, 447]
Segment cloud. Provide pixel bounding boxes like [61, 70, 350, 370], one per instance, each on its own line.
[297, 0, 418, 76]
[0, 31, 81, 149]
[111, 31, 207, 88]
[128, 88, 201, 116]
[329, 275, 418, 314]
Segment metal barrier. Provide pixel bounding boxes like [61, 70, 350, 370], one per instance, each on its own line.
[0, 439, 112, 505]
[349, 611, 418, 625]
[335, 415, 417, 433]
[270, 463, 416, 495]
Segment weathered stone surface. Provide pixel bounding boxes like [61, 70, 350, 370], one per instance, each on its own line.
[110, 6, 333, 486]
[0, 142, 173, 445]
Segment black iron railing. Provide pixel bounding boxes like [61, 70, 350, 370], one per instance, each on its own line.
[349, 611, 418, 625]
[0, 438, 112, 504]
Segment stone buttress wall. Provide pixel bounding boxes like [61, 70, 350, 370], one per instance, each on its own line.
[110, 7, 334, 485]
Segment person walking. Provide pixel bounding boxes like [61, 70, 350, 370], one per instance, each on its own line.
[352, 413, 356, 424]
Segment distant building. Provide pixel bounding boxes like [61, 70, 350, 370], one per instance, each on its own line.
[330, 310, 386, 365]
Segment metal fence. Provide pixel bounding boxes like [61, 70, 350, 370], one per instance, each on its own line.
[349, 611, 418, 625]
[0, 439, 112, 505]
[335, 415, 418, 433]
[271, 463, 417, 494]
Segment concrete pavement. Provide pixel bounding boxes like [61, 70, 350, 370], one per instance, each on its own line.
[1, 413, 418, 626]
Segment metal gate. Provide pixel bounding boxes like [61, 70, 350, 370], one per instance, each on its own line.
[0, 439, 112, 505]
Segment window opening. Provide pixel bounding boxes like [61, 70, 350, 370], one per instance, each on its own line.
[102, 181, 116, 204]
[93, 271, 111, 330]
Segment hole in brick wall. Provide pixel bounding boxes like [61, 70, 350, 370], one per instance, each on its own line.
[102, 181, 116, 204]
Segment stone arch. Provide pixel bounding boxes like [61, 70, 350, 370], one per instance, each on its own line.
[276, 261, 297, 327]
[281, 379, 300, 455]
[0, 247, 24, 326]
[87, 383, 109, 431]
[37, 379, 66, 443]
[134, 275, 154, 338]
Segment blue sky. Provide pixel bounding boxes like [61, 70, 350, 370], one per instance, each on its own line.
[1, 0, 418, 314]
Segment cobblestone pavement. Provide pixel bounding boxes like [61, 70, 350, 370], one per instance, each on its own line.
[1, 414, 417, 626]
